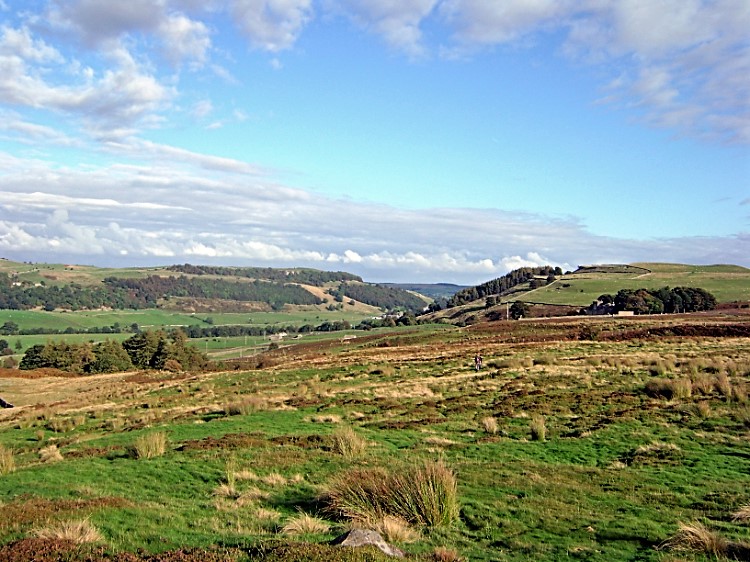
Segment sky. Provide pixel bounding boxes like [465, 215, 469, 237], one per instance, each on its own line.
[0, 0, 748, 284]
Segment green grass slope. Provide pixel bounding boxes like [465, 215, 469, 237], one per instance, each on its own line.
[523, 262, 750, 307]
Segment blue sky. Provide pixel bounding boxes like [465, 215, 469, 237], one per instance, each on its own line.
[0, 0, 748, 283]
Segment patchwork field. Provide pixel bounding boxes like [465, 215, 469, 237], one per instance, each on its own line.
[1, 311, 749, 561]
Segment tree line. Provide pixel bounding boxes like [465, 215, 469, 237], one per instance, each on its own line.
[166, 264, 362, 286]
[446, 266, 563, 307]
[582, 286, 717, 315]
[330, 282, 427, 312]
[19, 329, 208, 374]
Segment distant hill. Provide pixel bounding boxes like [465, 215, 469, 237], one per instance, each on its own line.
[381, 283, 469, 300]
[424, 262, 750, 325]
[0, 259, 428, 313]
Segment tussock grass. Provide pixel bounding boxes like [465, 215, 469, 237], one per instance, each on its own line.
[322, 459, 459, 528]
[714, 373, 733, 398]
[732, 505, 750, 523]
[660, 521, 750, 559]
[372, 514, 420, 544]
[39, 444, 63, 463]
[281, 511, 331, 535]
[33, 518, 103, 543]
[132, 431, 168, 459]
[481, 416, 498, 434]
[432, 546, 464, 562]
[644, 378, 692, 400]
[224, 395, 267, 416]
[332, 426, 368, 458]
[529, 415, 546, 441]
[0, 444, 15, 475]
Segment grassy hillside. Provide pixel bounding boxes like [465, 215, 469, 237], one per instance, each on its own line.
[526, 263, 750, 306]
[1, 313, 749, 561]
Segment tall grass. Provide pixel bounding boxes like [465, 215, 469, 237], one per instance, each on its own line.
[332, 426, 368, 458]
[660, 521, 750, 559]
[132, 431, 168, 459]
[530, 415, 547, 441]
[322, 459, 459, 528]
[34, 519, 103, 543]
[0, 444, 15, 475]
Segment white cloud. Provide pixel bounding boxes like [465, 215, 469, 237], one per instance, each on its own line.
[231, 0, 313, 52]
[333, 0, 439, 57]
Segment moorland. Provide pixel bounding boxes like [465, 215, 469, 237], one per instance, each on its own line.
[0, 260, 749, 561]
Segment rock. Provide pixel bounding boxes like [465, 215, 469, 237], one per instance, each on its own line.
[0, 397, 13, 409]
[330, 529, 405, 558]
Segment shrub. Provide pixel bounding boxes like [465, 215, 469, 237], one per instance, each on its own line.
[132, 431, 168, 459]
[332, 426, 368, 458]
[322, 459, 459, 528]
[33, 519, 103, 543]
[0, 444, 15, 475]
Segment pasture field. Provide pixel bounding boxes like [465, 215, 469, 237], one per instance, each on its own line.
[0, 312, 749, 561]
[524, 263, 750, 306]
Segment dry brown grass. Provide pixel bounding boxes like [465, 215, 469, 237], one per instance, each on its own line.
[732, 505, 750, 523]
[281, 511, 331, 535]
[659, 520, 750, 559]
[481, 416, 498, 434]
[132, 431, 168, 459]
[714, 372, 733, 398]
[0, 444, 14, 475]
[332, 426, 368, 459]
[373, 515, 420, 544]
[223, 395, 267, 416]
[432, 546, 464, 562]
[529, 415, 546, 441]
[39, 444, 63, 463]
[33, 518, 103, 543]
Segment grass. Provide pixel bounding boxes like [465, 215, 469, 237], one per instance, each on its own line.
[332, 426, 368, 459]
[322, 459, 459, 529]
[0, 444, 14, 475]
[33, 518, 103, 543]
[1, 312, 749, 561]
[131, 431, 168, 459]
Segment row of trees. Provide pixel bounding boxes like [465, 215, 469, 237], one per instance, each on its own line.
[330, 282, 427, 313]
[446, 266, 563, 307]
[583, 287, 717, 315]
[166, 264, 362, 286]
[19, 330, 208, 374]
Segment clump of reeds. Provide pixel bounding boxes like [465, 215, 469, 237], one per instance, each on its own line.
[481, 416, 498, 435]
[660, 521, 750, 559]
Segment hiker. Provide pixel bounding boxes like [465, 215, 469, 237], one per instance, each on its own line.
[474, 353, 483, 371]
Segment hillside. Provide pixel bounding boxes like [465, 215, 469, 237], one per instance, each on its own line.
[0, 260, 427, 314]
[426, 263, 750, 325]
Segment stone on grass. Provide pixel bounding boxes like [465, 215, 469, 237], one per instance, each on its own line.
[330, 529, 405, 558]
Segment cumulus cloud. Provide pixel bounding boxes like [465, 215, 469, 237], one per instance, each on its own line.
[231, 0, 313, 52]
[0, 152, 745, 283]
[332, 0, 439, 57]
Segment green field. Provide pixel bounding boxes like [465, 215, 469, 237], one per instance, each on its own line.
[1, 315, 749, 561]
[522, 262, 750, 306]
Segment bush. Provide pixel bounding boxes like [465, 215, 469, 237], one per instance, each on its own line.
[321, 459, 459, 528]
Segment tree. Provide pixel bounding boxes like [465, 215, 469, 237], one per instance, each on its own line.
[509, 302, 530, 320]
[86, 340, 133, 374]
